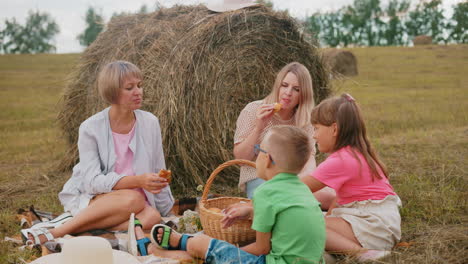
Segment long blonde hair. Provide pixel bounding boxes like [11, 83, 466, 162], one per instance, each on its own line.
[264, 62, 314, 128]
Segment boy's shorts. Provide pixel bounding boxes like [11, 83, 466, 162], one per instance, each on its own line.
[205, 239, 266, 264]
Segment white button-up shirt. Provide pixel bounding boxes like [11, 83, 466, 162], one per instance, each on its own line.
[59, 107, 174, 216]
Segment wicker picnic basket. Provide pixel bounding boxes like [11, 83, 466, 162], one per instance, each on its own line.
[199, 159, 257, 245]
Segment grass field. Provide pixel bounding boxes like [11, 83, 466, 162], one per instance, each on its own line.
[0, 45, 467, 263]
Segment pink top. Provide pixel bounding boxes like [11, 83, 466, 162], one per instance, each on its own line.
[112, 124, 136, 176]
[313, 146, 396, 205]
[112, 123, 147, 201]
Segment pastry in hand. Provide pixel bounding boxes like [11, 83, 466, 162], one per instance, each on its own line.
[158, 169, 172, 183]
[273, 103, 282, 113]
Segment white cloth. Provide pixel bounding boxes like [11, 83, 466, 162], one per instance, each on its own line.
[328, 195, 402, 250]
[58, 107, 174, 216]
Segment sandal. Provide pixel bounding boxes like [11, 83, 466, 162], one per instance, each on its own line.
[127, 213, 151, 256]
[20, 227, 54, 245]
[136, 237, 151, 256]
[127, 213, 138, 256]
[31, 212, 73, 229]
[150, 224, 192, 251]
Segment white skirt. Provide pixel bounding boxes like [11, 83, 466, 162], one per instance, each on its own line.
[328, 195, 402, 250]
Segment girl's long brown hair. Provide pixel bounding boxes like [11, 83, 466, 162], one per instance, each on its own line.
[311, 93, 388, 180]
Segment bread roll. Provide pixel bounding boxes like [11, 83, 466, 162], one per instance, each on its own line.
[158, 169, 172, 183]
[273, 103, 282, 113]
[208, 207, 223, 213]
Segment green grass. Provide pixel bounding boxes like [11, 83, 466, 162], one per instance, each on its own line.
[329, 45, 467, 263]
[0, 45, 467, 263]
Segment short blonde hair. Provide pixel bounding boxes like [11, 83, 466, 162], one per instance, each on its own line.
[97, 61, 142, 104]
[264, 62, 314, 128]
[263, 125, 311, 173]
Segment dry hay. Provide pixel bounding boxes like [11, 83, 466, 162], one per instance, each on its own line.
[58, 5, 330, 190]
[322, 48, 358, 77]
[413, 35, 432, 45]
[395, 224, 468, 264]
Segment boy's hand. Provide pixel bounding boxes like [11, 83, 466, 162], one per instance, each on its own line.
[221, 202, 253, 229]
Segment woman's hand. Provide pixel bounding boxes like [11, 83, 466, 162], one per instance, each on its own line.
[221, 202, 253, 229]
[255, 104, 275, 131]
[138, 173, 169, 194]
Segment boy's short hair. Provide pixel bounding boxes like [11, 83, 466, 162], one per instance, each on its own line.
[264, 125, 311, 173]
[97, 61, 142, 104]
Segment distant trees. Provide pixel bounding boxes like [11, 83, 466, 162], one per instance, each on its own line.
[110, 4, 158, 21]
[382, 0, 411, 46]
[77, 7, 105, 47]
[139, 4, 149, 14]
[79, 4, 155, 47]
[0, 10, 59, 54]
[255, 0, 273, 9]
[405, 0, 446, 43]
[305, 0, 467, 47]
[447, 1, 467, 43]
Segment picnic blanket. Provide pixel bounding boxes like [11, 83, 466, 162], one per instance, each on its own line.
[7, 199, 203, 264]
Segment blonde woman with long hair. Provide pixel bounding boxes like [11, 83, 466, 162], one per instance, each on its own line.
[233, 62, 335, 208]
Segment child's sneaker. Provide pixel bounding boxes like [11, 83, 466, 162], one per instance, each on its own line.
[357, 249, 391, 262]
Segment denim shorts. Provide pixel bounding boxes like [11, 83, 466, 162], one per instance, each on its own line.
[205, 239, 266, 264]
[245, 178, 266, 199]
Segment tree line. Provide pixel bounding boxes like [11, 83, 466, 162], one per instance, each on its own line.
[304, 0, 467, 47]
[0, 5, 152, 54]
[0, 1, 466, 54]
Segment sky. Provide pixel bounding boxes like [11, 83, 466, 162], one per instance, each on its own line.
[0, 0, 462, 53]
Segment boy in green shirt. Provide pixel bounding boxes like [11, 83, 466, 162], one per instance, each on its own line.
[148, 125, 326, 263]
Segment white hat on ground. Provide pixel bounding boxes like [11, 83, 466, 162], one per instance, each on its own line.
[30, 236, 140, 264]
[206, 0, 260, 12]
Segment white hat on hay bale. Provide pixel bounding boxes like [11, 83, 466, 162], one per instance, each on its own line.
[206, 0, 260, 12]
[30, 236, 140, 264]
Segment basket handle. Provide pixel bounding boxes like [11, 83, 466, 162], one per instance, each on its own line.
[201, 159, 256, 202]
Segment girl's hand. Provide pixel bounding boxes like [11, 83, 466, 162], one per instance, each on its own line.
[255, 104, 275, 131]
[221, 202, 253, 229]
[138, 173, 168, 194]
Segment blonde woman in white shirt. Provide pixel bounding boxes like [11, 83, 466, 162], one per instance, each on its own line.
[234, 62, 335, 208]
[21, 61, 174, 245]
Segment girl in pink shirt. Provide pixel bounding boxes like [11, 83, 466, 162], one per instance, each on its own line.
[301, 93, 402, 262]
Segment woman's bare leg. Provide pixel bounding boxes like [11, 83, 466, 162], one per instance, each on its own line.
[28, 189, 146, 244]
[110, 204, 161, 231]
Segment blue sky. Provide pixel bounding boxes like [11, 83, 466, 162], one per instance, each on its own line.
[0, 0, 461, 53]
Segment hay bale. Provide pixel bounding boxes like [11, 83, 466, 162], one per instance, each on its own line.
[322, 48, 358, 77]
[413, 35, 432, 45]
[58, 5, 330, 190]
